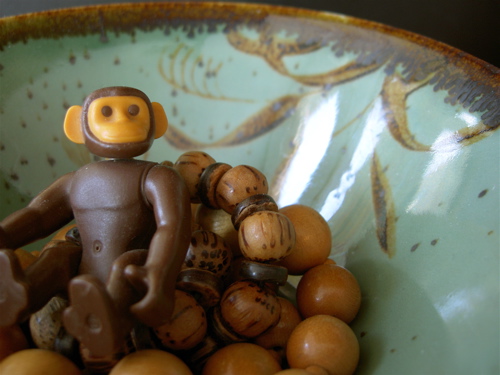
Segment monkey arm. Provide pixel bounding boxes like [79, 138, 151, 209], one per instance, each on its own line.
[125, 164, 192, 327]
[0, 172, 75, 250]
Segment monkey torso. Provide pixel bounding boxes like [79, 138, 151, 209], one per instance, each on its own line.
[70, 159, 158, 282]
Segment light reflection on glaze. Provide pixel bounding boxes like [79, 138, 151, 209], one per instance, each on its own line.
[276, 92, 339, 207]
[320, 98, 386, 221]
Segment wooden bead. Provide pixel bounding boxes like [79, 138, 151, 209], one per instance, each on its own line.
[276, 205, 331, 275]
[215, 165, 269, 214]
[202, 343, 281, 375]
[219, 280, 281, 339]
[231, 194, 278, 230]
[198, 163, 232, 209]
[296, 264, 361, 324]
[238, 211, 295, 263]
[233, 259, 288, 286]
[109, 349, 193, 375]
[174, 151, 216, 203]
[195, 204, 240, 257]
[176, 268, 224, 308]
[0, 325, 29, 361]
[286, 315, 359, 375]
[253, 297, 302, 365]
[185, 335, 219, 373]
[183, 230, 232, 279]
[210, 306, 246, 344]
[0, 349, 82, 375]
[154, 290, 207, 351]
[29, 296, 68, 351]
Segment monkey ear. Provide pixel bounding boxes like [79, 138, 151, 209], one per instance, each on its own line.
[152, 102, 168, 139]
[64, 105, 85, 144]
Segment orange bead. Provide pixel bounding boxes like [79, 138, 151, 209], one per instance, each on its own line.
[202, 343, 281, 375]
[296, 264, 361, 323]
[286, 315, 359, 375]
[0, 349, 81, 375]
[276, 205, 331, 275]
[0, 325, 29, 361]
[109, 349, 192, 375]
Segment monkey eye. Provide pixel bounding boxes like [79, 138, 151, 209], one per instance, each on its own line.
[128, 104, 140, 116]
[101, 105, 113, 117]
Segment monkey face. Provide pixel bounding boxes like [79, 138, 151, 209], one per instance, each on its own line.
[64, 87, 168, 159]
[88, 96, 151, 144]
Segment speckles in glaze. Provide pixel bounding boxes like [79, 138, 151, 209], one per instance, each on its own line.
[410, 243, 420, 252]
[430, 239, 439, 246]
[478, 189, 488, 198]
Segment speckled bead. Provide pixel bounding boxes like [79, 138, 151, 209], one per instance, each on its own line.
[29, 296, 69, 351]
[183, 230, 232, 279]
[219, 280, 281, 339]
[174, 151, 216, 203]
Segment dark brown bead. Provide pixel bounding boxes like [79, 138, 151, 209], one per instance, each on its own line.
[176, 268, 224, 308]
[198, 163, 232, 209]
[231, 194, 278, 230]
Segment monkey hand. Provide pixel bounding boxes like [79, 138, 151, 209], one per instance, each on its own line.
[124, 263, 176, 328]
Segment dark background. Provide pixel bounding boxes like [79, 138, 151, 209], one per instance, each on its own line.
[1, 0, 498, 67]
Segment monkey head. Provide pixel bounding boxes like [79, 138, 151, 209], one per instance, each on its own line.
[64, 86, 168, 159]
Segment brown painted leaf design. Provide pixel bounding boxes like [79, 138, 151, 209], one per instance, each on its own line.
[227, 27, 382, 88]
[381, 74, 433, 151]
[371, 151, 396, 258]
[165, 95, 301, 149]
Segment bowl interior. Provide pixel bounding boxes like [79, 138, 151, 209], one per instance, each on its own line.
[0, 3, 499, 374]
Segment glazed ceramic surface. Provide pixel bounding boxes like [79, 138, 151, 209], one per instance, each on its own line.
[0, 3, 498, 374]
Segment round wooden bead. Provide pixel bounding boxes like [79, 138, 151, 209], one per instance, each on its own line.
[109, 349, 193, 375]
[231, 194, 278, 230]
[202, 343, 281, 375]
[183, 230, 232, 279]
[198, 163, 232, 209]
[176, 269, 224, 308]
[219, 280, 281, 339]
[215, 165, 269, 214]
[174, 151, 216, 203]
[238, 211, 295, 263]
[286, 315, 359, 375]
[276, 205, 332, 275]
[154, 290, 207, 351]
[296, 263, 361, 324]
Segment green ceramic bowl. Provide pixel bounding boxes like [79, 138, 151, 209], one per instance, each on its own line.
[0, 3, 498, 374]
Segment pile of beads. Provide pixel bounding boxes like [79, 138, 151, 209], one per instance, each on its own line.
[0, 151, 362, 375]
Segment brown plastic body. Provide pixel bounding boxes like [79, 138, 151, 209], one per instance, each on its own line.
[0, 86, 192, 358]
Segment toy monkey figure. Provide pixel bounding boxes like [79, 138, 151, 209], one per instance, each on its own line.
[0, 87, 192, 356]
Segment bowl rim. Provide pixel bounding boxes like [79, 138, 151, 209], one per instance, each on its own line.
[0, 1, 499, 73]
